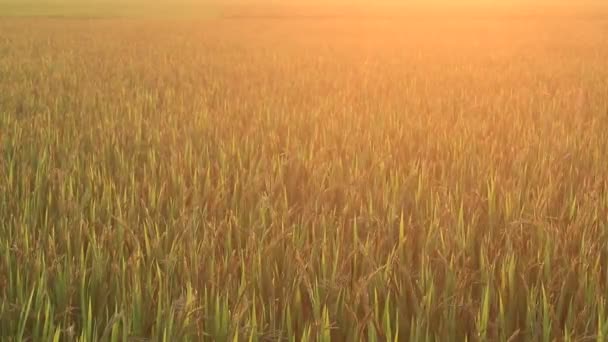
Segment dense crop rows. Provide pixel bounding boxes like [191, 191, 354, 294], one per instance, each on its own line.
[1, 6, 608, 341]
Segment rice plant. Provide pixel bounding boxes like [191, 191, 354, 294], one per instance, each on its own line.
[1, 2, 607, 341]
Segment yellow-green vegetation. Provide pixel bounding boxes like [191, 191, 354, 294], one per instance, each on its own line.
[1, 3, 608, 341]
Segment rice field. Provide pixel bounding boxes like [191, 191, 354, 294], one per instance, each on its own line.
[1, 2, 608, 341]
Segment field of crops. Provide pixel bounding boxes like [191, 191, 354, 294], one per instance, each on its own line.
[1, 2, 608, 341]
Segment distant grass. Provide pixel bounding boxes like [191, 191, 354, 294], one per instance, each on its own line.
[1, 4, 608, 341]
[0, 0, 220, 18]
[2, 0, 607, 18]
